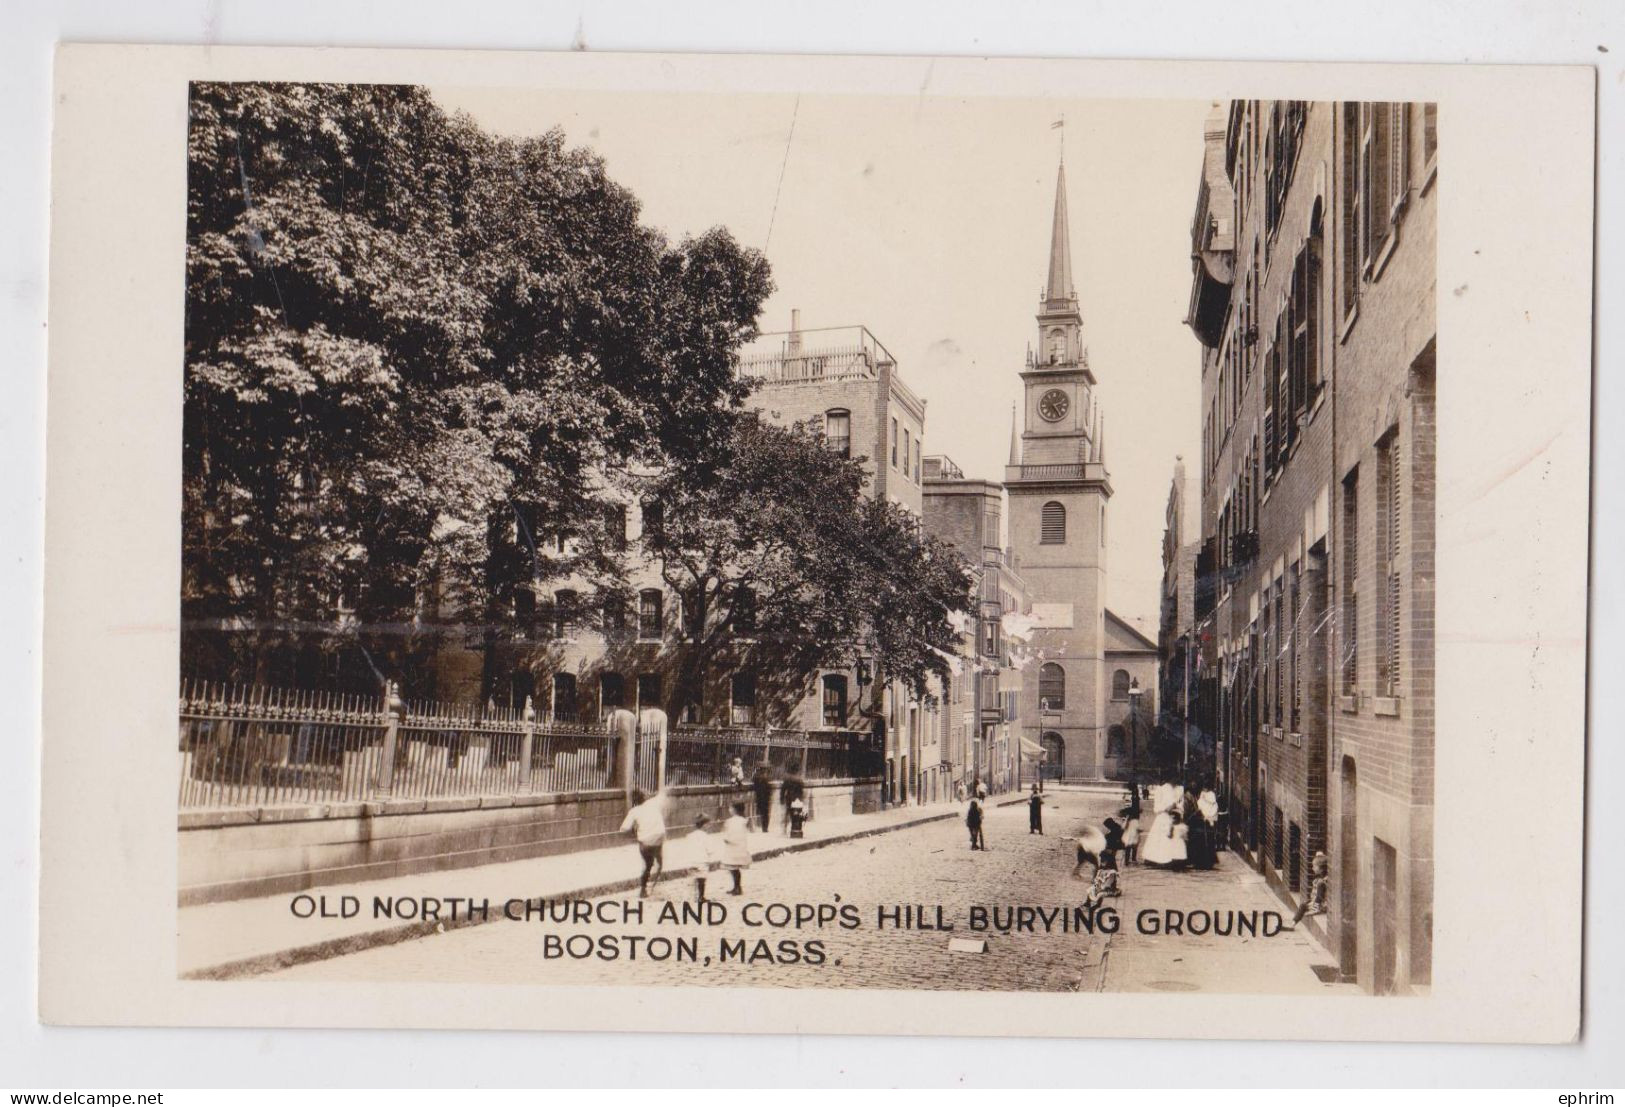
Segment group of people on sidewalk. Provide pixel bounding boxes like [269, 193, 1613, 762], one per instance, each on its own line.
[620, 788, 755, 901]
[617, 757, 813, 902]
[1135, 780, 1223, 871]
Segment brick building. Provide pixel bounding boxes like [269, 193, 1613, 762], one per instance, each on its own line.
[434, 316, 947, 804]
[1185, 99, 1435, 994]
[1158, 456, 1203, 774]
[922, 454, 1030, 793]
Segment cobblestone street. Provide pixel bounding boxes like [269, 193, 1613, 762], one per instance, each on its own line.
[269, 789, 1353, 994]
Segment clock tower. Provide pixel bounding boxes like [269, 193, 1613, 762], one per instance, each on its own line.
[1006, 157, 1114, 781]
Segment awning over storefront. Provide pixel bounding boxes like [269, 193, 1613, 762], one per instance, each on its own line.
[1019, 736, 1046, 761]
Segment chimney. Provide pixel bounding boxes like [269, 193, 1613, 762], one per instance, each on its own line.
[787, 309, 803, 357]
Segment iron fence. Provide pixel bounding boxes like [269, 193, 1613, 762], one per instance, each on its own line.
[178, 678, 880, 812]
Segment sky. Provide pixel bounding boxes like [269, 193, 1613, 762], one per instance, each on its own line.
[431, 86, 1210, 633]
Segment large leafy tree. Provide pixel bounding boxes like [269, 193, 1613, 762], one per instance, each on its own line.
[182, 82, 770, 692]
[639, 417, 976, 724]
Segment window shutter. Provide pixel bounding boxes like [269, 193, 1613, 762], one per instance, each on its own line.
[1386, 442, 1403, 695]
[1341, 104, 1361, 314]
[1390, 103, 1409, 221]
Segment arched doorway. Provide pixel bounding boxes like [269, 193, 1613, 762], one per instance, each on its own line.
[1339, 755, 1359, 980]
[1039, 732, 1065, 780]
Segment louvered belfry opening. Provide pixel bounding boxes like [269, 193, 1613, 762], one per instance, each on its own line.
[1040, 501, 1066, 544]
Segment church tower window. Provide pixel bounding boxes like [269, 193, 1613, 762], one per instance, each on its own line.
[1040, 501, 1067, 544]
[1039, 663, 1066, 711]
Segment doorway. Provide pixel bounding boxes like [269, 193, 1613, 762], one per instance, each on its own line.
[1040, 732, 1065, 780]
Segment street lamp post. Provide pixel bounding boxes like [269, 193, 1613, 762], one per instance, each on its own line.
[1127, 678, 1142, 792]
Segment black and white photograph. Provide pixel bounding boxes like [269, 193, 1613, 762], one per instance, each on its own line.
[170, 81, 1439, 998]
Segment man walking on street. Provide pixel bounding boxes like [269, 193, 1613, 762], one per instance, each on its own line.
[751, 763, 774, 834]
[1028, 784, 1044, 834]
[967, 796, 986, 851]
[620, 788, 668, 898]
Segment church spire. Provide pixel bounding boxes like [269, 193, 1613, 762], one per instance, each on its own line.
[1008, 403, 1022, 466]
[1044, 161, 1075, 307]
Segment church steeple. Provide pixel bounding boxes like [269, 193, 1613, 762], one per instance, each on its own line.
[1044, 161, 1076, 308]
[1034, 158, 1087, 373]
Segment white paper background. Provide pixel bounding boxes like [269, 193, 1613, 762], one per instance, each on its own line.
[5, 0, 1622, 1089]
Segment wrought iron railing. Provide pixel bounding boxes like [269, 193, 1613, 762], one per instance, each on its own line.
[177, 679, 879, 812]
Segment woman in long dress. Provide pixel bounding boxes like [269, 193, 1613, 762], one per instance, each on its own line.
[1141, 783, 1190, 869]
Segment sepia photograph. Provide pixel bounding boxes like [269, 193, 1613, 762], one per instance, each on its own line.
[31, 39, 1596, 1055]
[171, 80, 1438, 998]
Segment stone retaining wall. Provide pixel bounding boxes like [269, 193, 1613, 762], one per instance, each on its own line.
[179, 778, 882, 906]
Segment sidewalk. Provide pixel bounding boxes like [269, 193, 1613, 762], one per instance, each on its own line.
[178, 797, 969, 979]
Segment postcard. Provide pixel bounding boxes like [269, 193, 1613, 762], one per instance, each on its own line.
[39, 45, 1592, 1041]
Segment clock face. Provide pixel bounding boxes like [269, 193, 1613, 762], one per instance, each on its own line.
[1038, 388, 1070, 423]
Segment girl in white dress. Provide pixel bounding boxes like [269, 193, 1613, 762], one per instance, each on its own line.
[1141, 782, 1190, 868]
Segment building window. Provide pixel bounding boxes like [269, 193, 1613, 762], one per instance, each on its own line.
[1289, 821, 1303, 891]
[637, 674, 662, 709]
[637, 589, 663, 640]
[891, 418, 899, 468]
[678, 592, 704, 639]
[1273, 581, 1285, 728]
[981, 617, 998, 659]
[1282, 220, 1325, 456]
[902, 427, 911, 477]
[913, 439, 921, 483]
[551, 673, 577, 721]
[1107, 725, 1126, 757]
[514, 586, 536, 627]
[1342, 467, 1360, 695]
[679, 668, 703, 724]
[730, 586, 756, 635]
[599, 672, 625, 715]
[1112, 669, 1131, 701]
[1265, 101, 1306, 238]
[821, 674, 848, 728]
[553, 589, 577, 639]
[602, 592, 627, 636]
[1340, 103, 1360, 319]
[604, 503, 628, 551]
[1378, 431, 1402, 697]
[1359, 103, 1397, 276]
[1039, 663, 1065, 712]
[1288, 562, 1302, 733]
[640, 499, 664, 542]
[512, 502, 542, 553]
[825, 409, 851, 457]
[1040, 501, 1066, 544]
[730, 672, 757, 726]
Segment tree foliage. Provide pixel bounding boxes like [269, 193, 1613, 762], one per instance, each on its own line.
[182, 82, 771, 690]
[640, 417, 976, 722]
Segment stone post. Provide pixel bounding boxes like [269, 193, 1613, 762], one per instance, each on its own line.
[518, 695, 536, 790]
[375, 681, 403, 799]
